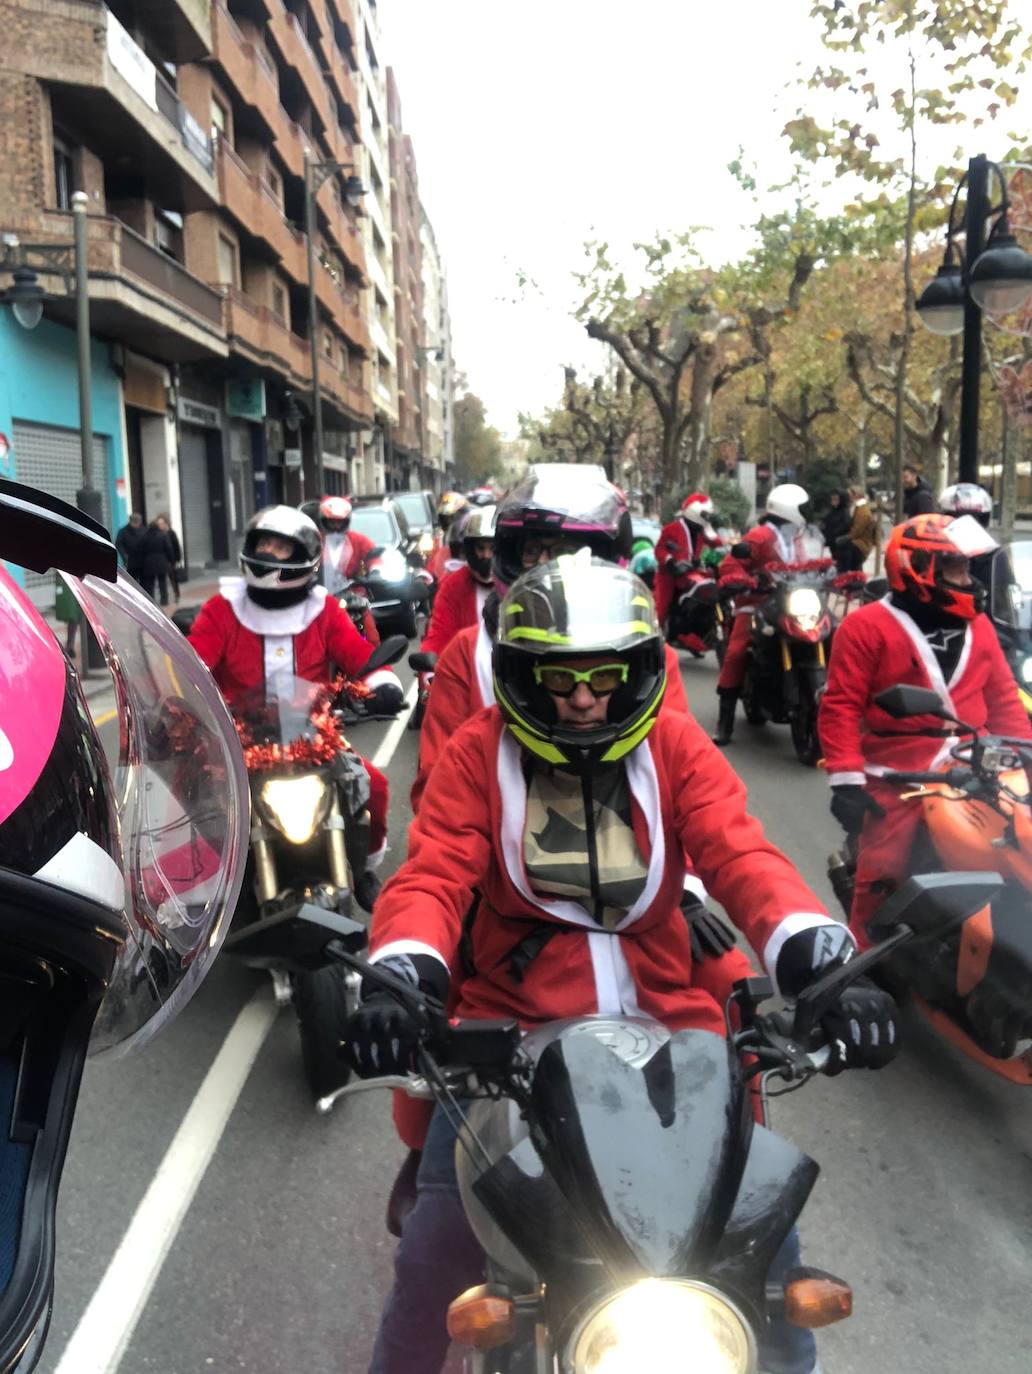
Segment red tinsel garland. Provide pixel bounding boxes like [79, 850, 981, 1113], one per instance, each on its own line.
[235, 675, 372, 773]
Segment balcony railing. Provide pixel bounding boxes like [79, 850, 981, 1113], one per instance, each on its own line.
[120, 222, 223, 324]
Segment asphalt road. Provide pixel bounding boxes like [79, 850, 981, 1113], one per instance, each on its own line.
[35, 653, 1032, 1374]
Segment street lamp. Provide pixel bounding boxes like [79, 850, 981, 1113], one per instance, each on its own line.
[2, 192, 104, 669]
[916, 153, 1032, 484]
[304, 152, 367, 498]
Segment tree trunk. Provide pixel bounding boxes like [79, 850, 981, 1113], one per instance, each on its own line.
[855, 414, 868, 487]
[893, 47, 919, 523]
[660, 415, 681, 494]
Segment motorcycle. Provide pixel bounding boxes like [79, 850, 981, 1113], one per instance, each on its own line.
[407, 649, 437, 731]
[987, 540, 1032, 720]
[338, 576, 378, 641]
[666, 565, 731, 663]
[224, 635, 405, 1104]
[299, 873, 991, 1371]
[827, 682, 1032, 1084]
[739, 560, 839, 766]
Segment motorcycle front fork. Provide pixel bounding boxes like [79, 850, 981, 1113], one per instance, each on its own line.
[252, 793, 359, 908]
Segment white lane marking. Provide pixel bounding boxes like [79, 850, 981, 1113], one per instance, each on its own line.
[371, 678, 419, 771]
[53, 989, 278, 1374]
[52, 690, 417, 1374]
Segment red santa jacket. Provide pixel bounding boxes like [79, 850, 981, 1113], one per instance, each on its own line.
[656, 516, 707, 572]
[819, 596, 1032, 785]
[412, 619, 691, 813]
[717, 521, 798, 610]
[420, 564, 488, 658]
[188, 578, 374, 707]
[374, 708, 833, 1034]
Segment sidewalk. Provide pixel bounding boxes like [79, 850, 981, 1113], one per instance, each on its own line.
[54, 574, 225, 700]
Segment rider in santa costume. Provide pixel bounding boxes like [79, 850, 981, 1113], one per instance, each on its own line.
[418, 505, 495, 659]
[819, 512, 1031, 948]
[318, 495, 375, 595]
[188, 506, 402, 906]
[712, 482, 811, 746]
[653, 492, 720, 647]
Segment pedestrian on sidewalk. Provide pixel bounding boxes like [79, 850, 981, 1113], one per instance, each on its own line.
[902, 464, 935, 518]
[160, 514, 184, 603]
[115, 512, 146, 582]
[836, 484, 876, 573]
[822, 489, 851, 569]
[140, 516, 175, 606]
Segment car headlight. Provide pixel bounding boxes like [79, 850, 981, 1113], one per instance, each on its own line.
[569, 1279, 755, 1373]
[259, 776, 331, 845]
[376, 549, 409, 583]
[417, 531, 435, 556]
[785, 587, 822, 621]
[1021, 657, 1032, 685]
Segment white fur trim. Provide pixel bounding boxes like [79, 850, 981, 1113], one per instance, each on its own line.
[762, 913, 855, 993]
[264, 635, 295, 696]
[221, 577, 328, 636]
[827, 771, 867, 787]
[587, 929, 642, 1016]
[475, 583, 490, 618]
[363, 668, 402, 691]
[35, 831, 125, 912]
[475, 616, 495, 707]
[878, 595, 964, 718]
[370, 939, 449, 974]
[682, 872, 709, 902]
[366, 838, 388, 870]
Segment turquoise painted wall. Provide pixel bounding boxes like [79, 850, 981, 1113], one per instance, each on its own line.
[0, 314, 129, 564]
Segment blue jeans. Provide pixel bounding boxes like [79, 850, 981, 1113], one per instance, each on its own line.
[368, 1106, 818, 1374]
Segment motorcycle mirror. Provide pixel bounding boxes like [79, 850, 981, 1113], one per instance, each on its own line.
[0, 476, 117, 581]
[223, 903, 367, 972]
[408, 651, 437, 673]
[364, 634, 407, 673]
[874, 684, 951, 721]
[866, 870, 1003, 944]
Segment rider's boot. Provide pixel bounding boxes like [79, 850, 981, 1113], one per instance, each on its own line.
[712, 689, 738, 746]
[354, 868, 382, 913]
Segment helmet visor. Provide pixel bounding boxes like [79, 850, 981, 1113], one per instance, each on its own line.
[498, 551, 659, 655]
[66, 572, 250, 1057]
[945, 513, 998, 559]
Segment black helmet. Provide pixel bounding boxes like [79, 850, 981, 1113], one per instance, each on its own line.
[492, 464, 633, 591]
[492, 552, 665, 775]
[0, 480, 249, 1372]
[463, 504, 496, 583]
[240, 506, 322, 604]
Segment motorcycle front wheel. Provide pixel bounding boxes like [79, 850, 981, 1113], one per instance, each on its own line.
[292, 965, 357, 1101]
[790, 705, 821, 766]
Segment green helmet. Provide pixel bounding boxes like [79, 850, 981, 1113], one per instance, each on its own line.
[492, 552, 666, 773]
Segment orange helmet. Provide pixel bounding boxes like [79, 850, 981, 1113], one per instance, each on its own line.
[884, 512, 996, 620]
[319, 495, 352, 531]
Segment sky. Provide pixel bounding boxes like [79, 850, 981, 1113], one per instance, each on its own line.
[377, 0, 1030, 439]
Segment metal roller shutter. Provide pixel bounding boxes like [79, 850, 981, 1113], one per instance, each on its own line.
[179, 427, 214, 569]
[11, 421, 111, 611]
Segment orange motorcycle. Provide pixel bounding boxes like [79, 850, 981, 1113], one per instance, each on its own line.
[828, 683, 1032, 1084]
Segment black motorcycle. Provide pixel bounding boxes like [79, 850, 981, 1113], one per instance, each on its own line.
[225, 636, 405, 1104]
[297, 872, 989, 1370]
[741, 562, 840, 766]
[407, 649, 437, 730]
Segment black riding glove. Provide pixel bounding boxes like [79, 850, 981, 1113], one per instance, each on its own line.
[681, 893, 737, 962]
[344, 953, 448, 1078]
[830, 784, 886, 835]
[820, 977, 900, 1075]
[670, 559, 692, 578]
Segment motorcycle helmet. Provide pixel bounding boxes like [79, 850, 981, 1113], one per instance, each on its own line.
[462, 505, 496, 584]
[0, 479, 248, 1373]
[939, 483, 993, 529]
[319, 494, 352, 534]
[447, 508, 472, 559]
[679, 492, 716, 538]
[885, 512, 998, 620]
[437, 491, 468, 522]
[240, 506, 322, 602]
[765, 483, 810, 527]
[493, 463, 634, 592]
[493, 552, 665, 774]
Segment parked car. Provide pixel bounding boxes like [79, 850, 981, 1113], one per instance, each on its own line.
[349, 498, 429, 638]
[631, 516, 661, 550]
[391, 490, 438, 549]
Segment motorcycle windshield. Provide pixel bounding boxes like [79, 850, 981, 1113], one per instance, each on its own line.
[527, 1019, 746, 1276]
[231, 676, 340, 773]
[67, 572, 250, 1057]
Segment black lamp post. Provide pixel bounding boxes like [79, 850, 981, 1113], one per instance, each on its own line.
[304, 152, 366, 498]
[916, 153, 1032, 486]
[604, 421, 620, 484]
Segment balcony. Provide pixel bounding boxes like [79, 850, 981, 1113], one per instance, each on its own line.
[129, 0, 213, 63]
[35, 210, 226, 361]
[268, 2, 337, 154]
[36, 6, 217, 212]
[218, 141, 307, 282]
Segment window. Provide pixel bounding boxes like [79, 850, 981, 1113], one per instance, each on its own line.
[155, 208, 184, 262]
[323, 327, 334, 360]
[53, 136, 74, 211]
[272, 283, 286, 319]
[217, 233, 239, 287]
[211, 97, 228, 142]
[267, 166, 281, 203]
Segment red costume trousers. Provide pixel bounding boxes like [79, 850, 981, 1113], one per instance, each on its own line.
[849, 784, 924, 949]
[365, 760, 389, 855]
[654, 569, 676, 625]
[717, 613, 754, 691]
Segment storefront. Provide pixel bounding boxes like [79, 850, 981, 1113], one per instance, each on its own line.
[0, 314, 128, 609]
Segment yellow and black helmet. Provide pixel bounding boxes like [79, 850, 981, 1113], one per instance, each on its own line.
[492, 552, 665, 774]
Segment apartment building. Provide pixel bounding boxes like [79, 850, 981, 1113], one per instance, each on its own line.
[385, 68, 425, 490]
[420, 208, 454, 487]
[350, 0, 395, 496]
[1, 0, 374, 599]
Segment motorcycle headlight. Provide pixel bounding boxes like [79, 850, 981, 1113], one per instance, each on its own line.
[417, 531, 435, 556]
[376, 549, 409, 583]
[785, 588, 822, 621]
[569, 1279, 755, 1374]
[1021, 657, 1032, 685]
[258, 775, 331, 845]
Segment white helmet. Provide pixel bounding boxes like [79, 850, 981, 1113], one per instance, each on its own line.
[240, 506, 322, 591]
[679, 492, 716, 537]
[766, 483, 809, 527]
[940, 483, 992, 527]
